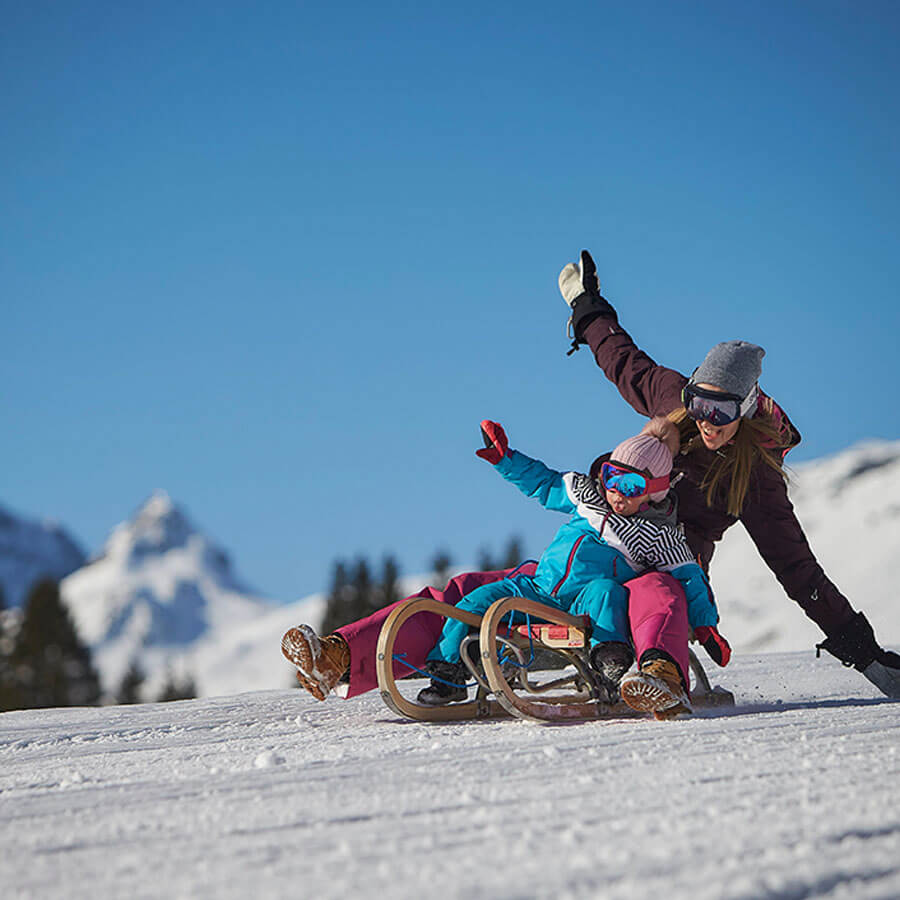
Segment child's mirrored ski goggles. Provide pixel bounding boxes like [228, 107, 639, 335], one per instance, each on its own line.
[600, 461, 670, 498]
[682, 383, 758, 427]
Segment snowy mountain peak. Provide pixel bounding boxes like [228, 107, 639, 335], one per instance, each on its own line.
[62, 494, 273, 695]
[104, 490, 198, 565]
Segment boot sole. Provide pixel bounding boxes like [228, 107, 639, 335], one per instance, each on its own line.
[282, 627, 328, 701]
[620, 673, 691, 718]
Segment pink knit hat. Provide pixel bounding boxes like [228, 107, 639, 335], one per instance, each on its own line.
[610, 418, 678, 502]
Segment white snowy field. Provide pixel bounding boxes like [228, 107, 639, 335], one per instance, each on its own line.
[2, 651, 898, 900]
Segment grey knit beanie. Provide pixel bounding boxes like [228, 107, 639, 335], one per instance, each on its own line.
[690, 340, 765, 398]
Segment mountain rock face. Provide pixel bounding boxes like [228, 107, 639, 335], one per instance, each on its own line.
[61, 491, 272, 697]
[0, 505, 86, 608]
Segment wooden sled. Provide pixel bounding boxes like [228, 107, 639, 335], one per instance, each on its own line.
[375, 595, 735, 723]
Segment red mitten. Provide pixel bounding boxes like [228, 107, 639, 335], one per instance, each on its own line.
[694, 625, 732, 667]
[475, 420, 508, 464]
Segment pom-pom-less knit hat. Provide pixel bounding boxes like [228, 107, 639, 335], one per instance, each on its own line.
[689, 340, 765, 399]
[610, 418, 677, 502]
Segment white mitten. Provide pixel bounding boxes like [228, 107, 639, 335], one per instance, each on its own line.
[558, 250, 601, 307]
[557, 250, 616, 353]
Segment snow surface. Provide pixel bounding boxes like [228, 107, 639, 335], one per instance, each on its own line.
[710, 439, 900, 655]
[2, 651, 898, 899]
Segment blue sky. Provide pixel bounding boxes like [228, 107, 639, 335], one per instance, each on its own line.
[3, 1, 899, 602]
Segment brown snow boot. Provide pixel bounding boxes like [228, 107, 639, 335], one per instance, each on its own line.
[620, 657, 692, 721]
[281, 625, 350, 701]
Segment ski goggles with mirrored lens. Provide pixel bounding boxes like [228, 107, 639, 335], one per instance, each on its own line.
[682, 383, 758, 426]
[600, 461, 670, 498]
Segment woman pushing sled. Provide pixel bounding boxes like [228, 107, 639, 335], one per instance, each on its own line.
[282, 248, 900, 718]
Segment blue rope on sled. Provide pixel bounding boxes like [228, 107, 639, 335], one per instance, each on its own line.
[498, 610, 536, 669]
[391, 653, 477, 689]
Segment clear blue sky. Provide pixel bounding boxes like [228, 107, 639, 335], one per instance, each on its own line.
[4, 1, 899, 602]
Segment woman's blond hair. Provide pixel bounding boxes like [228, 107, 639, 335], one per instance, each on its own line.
[667, 400, 790, 516]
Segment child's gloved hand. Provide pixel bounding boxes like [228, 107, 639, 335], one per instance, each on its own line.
[694, 626, 732, 667]
[476, 420, 508, 464]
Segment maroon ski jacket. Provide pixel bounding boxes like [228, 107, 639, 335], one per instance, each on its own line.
[581, 315, 856, 637]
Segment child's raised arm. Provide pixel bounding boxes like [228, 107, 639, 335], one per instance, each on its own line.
[476, 420, 576, 515]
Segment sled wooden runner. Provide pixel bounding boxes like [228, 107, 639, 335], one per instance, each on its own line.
[375, 597, 511, 721]
[478, 597, 735, 721]
[375, 595, 735, 723]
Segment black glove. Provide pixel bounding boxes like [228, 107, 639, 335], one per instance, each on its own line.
[817, 612, 900, 699]
[557, 250, 617, 353]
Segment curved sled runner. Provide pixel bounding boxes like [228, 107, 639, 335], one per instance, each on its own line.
[375, 595, 735, 723]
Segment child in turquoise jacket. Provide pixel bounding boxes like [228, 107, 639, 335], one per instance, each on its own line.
[418, 417, 723, 706]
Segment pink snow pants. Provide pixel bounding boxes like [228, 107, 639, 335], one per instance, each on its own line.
[335, 566, 691, 699]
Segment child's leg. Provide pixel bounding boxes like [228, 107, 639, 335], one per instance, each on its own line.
[567, 579, 631, 645]
[627, 571, 691, 689]
[426, 577, 527, 664]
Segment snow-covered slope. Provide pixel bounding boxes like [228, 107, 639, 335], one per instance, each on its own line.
[0, 503, 85, 608]
[1, 652, 898, 900]
[710, 439, 900, 653]
[61, 492, 274, 697]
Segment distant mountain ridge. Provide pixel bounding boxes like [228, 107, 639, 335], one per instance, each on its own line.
[0, 504, 86, 608]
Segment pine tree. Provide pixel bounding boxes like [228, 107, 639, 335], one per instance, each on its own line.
[477, 546, 497, 572]
[502, 535, 524, 569]
[0, 585, 17, 712]
[349, 556, 374, 620]
[116, 657, 146, 704]
[320, 560, 352, 635]
[156, 667, 197, 702]
[376, 554, 401, 610]
[430, 550, 452, 590]
[9, 579, 101, 710]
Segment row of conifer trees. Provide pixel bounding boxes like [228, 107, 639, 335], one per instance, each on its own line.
[0, 580, 195, 712]
[320, 537, 524, 634]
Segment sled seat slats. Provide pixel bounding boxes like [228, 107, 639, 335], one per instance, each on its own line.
[515, 623, 588, 648]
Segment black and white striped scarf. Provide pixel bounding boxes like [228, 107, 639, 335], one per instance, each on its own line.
[562, 472, 696, 573]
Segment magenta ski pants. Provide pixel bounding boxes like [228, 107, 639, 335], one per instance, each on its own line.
[626, 571, 692, 689]
[334, 567, 691, 699]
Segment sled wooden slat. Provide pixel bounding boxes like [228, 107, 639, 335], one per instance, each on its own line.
[375, 597, 511, 721]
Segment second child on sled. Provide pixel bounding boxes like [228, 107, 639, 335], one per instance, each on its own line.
[413, 416, 730, 719]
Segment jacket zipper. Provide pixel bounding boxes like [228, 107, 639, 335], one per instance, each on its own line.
[551, 535, 585, 597]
